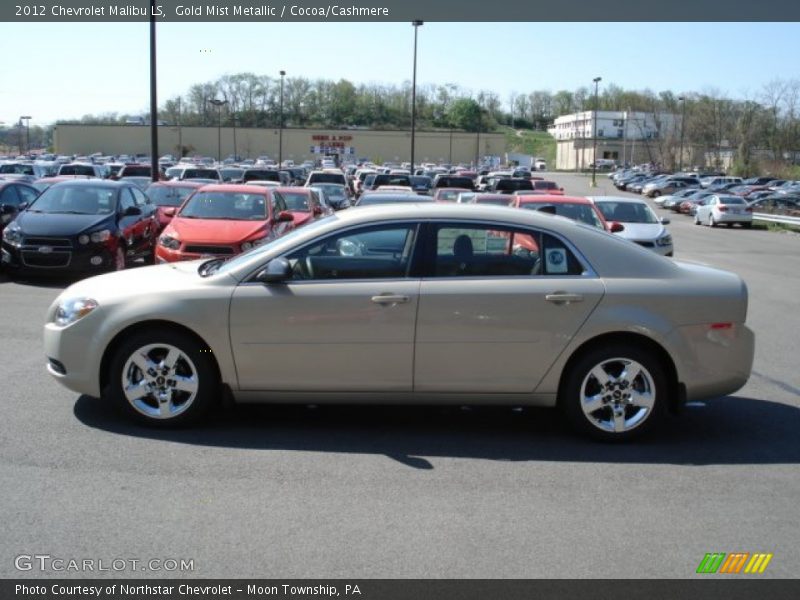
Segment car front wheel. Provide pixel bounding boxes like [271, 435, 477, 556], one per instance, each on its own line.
[107, 330, 219, 425]
[561, 344, 666, 441]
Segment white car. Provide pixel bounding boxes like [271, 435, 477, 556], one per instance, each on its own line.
[694, 195, 753, 228]
[534, 159, 547, 171]
[588, 197, 673, 257]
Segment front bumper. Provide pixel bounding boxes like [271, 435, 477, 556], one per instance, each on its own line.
[2, 240, 116, 273]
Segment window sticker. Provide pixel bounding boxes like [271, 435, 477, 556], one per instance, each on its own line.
[545, 248, 568, 274]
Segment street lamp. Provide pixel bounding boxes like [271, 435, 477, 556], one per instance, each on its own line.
[208, 98, 228, 162]
[678, 96, 687, 172]
[231, 111, 238, 161]
[20, 116, 31, 155]
[410, 20, 423, 174]
[591, 76, 602, 187]
[278, 70, 286, 167]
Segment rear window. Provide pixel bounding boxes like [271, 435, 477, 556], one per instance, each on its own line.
[309, 173, 346, 185]
[183, 169, 220, 180]
[243, 170, 280, 182]
[719, 196, 745, 205]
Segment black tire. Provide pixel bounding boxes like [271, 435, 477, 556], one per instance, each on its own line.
[560, 343, 667, 442]
[742, 222, 752, 229]
[106, 329, 219, 426]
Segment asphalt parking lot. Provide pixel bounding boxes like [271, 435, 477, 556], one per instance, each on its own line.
[1, 174, 799, 579]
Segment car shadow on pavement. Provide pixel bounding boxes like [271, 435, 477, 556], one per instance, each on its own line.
[73, 395, 800, 469]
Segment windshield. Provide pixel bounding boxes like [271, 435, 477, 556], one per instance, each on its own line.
[178, 191, 268, 220]
[28, 185, 117, 215]
[521, 202, 604, 228]
[316, 185, 346, 199]
[146, 184, 196, 207]
[59, 165, 96, 176]
[594, 201, 658, 224]
[276, 191, 311, 211]
[0, 163, 35, 175]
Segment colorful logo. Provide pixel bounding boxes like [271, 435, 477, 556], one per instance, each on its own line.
[696, 553, 773, 574]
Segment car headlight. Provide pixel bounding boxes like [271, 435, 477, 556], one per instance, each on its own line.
[656, 234, 673, 247]
[2, 226, 22, 246]
[54, 297, 98, 327]
[89, 229, 112, 243]
[159, 235, 180, 250]
[241, 241, 254, 251]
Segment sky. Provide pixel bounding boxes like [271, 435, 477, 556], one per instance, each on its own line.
[2, 21, 799, 127]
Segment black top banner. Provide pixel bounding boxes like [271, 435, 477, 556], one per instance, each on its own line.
[4, 580, 800, 600]
[3, 0, 800, 21]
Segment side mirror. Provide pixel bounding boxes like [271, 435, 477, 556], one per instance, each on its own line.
[123, 205, 142, 216]
[18, 202, 29, 211]
[163, 207, 177, 217]
[0, 203, 16, 215]
[255, 258, 291, 283]
[609, 221, 625, 233]
[276, 210, 294, 222]
[660, 217, 671, 225]
[312, 205, 323, 216]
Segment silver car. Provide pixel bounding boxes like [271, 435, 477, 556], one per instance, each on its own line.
[44, 204, 754, 441]
[588, 197, 674, 256]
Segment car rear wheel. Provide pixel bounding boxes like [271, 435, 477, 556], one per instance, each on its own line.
[561, 344, 666, 441]
[742, 222, 752, 229]
[106, 330, 219, 426]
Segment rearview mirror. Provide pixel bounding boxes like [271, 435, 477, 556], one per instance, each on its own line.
[255, 258, 291, 283]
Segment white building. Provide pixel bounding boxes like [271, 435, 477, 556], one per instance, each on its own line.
[549, 110, 681, 170]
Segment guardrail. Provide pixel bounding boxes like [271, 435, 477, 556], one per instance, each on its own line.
[752, 212, 800, 226]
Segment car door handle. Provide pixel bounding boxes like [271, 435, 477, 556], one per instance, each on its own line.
[545, 292, 584, 304]
[371, 294, 410, 305]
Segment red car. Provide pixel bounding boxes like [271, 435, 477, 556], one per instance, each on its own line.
[145, 180, 205, 232]
[155, 184, 295, 263]
[513, 195, 619, 232]
[532, 180, 564, 194]
[272, 186, 329, 226]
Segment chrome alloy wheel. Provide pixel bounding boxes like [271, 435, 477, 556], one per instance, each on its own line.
[121, 343, 200, 419]
[579, 357, 656, 434]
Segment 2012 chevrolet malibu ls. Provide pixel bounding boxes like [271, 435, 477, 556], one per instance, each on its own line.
[43, 204, 755, 440]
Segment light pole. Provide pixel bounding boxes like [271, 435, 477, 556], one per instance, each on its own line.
[678, 96, 686, 172]
[20, 116, 31, 155]
[278, 70, 286, 167]
[232, 111, 238, 161]
[410, 20, 423, 174]
[591, 76, 602, 187]
[208, 98, 228, 162]
[149, 12, 159, 182]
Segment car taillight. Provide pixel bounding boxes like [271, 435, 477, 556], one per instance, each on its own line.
[710, 322, 733, 329]
[746, 206, 753, 212]
[718, 205, 728, 212]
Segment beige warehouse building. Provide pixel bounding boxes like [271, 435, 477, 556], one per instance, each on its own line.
[53, 125, 506, 165]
